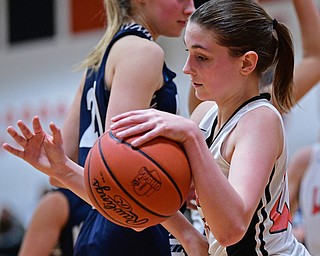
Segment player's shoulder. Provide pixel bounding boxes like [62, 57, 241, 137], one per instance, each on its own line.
[236, 104, 284, 149]
[190, 101, 216, 125]
[109, 36, 164, 76]
[240, 103, 281, 125]
[45, 190, 69, 205]
[113, 35, 164, 62]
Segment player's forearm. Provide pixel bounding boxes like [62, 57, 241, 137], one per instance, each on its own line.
[56, 158, 92, 205]
[293, 0, 320, 57]
[162, 211, 208, 256]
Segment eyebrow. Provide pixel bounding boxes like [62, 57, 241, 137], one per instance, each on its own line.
[191, 44, 208, 50]
[183, 38, 208, 50]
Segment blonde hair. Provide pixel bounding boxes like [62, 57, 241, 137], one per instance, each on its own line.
[78, 0, 132, 71]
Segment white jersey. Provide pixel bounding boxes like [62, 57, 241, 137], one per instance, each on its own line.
[299, 143, 320, 255]
[198, 95, 310, 256]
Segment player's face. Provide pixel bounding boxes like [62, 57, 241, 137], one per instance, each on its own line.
[143, 0, 195, 38]
[183, 22, 243, 102]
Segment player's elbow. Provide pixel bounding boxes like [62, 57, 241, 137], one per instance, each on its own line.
[215, 223, 247, 247]
[132, 227, 146, 232]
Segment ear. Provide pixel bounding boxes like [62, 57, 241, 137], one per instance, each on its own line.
[240, 51, 258, 76]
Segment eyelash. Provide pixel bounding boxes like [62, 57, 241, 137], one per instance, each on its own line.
[185, 49, 208, 61]
[197, 55, 208, 61]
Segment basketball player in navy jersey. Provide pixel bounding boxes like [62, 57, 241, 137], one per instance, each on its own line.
[4, 0, 208, 256]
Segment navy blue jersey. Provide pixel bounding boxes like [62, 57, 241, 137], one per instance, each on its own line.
[74, 23, 178, 256]
[55, 188, 91, 256]
[77, 23, 177, 167]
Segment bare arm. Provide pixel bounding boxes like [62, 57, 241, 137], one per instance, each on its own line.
[61, 72, 86, 162]
[292, 0, 320, 102]
[104, 36, 164, 129]
[184, 108, 282, 246]
[162, 211, 209, 256]
[288, 146, 311, 213]
[18, 191, 69, 256]
[49, 72, 86, 188]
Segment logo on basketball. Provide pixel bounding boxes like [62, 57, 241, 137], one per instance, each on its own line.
[92, 178, 149, 226]
[131, 167, 162, 197]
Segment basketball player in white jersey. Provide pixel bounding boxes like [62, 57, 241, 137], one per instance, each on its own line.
[110, 0, 311, 255]
[289, 141, 320, 255]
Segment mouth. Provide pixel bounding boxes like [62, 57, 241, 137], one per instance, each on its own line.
[192, 81, 203, 88]
[177, 20, 187, 26]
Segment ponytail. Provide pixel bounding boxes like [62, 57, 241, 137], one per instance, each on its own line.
[77, 0, 132, 71]
[271, 20, 295, 113]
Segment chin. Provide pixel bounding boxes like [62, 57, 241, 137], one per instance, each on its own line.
[164, 26, 185, 38]
[165, 31, 183, 38]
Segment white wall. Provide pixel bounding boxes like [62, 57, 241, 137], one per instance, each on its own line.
[0, 0, 106, 225]
[0, 1, 319, 226]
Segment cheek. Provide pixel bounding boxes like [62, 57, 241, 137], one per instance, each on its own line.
[159, 10, 176, 23]
[203, 63, 238, 94]
[156, 2, 181, 21]
[216, 58, 239, 82]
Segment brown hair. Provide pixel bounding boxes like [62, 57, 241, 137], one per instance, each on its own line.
[190, 0, 295, 112]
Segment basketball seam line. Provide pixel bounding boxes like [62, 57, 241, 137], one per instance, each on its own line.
[99, 132, 171, 218]
[109, 131, 184, 205]
[86, 149, 134, 226]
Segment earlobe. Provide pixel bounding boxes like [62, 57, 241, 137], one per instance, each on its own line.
[240, 51, 258, 75]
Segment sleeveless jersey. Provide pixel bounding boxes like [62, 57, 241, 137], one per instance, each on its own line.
[55, 188, 91, 256]
[299, 143, 320, 255]
[77, 23, 178, 167]
[198, 95, 310, 256]
[74, 23, 178, 256]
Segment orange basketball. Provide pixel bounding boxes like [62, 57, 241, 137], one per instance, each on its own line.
[84, 130, 192, 229]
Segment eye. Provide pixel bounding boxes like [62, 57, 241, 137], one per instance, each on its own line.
[197, 54, 208, 61]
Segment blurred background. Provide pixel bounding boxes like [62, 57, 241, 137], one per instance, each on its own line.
[0, 0, 319, 231]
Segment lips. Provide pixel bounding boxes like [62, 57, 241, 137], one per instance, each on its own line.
[178, 20, 187, 25]
[192, 81, 203, 88]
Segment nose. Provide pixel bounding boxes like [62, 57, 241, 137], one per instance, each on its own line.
[185, 0, 195, 16]
[183, 56, 195, 76]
